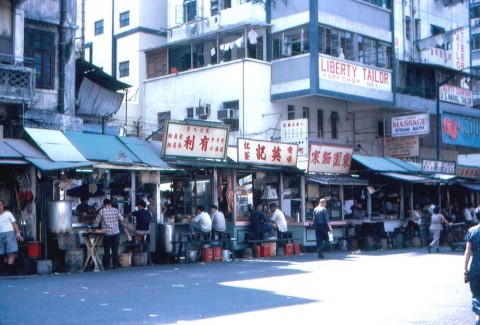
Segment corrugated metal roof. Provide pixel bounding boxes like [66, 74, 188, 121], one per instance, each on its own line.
[26, 158, 93, 171]
[381, 172, 429, 183]
[24, 128, 89, 162]
[65, 133, 169, 170]
[306, 175, 368, 186]
[0, 140, 24, 159]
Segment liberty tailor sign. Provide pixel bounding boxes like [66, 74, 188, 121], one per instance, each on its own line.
[392, 113, 430, 137]
[237, 138, 298, 167]
[439, 84, 472, 106]
[319, 55, 391, 91]
[162, 121, 229, 159]
[441, 112, 480, 149]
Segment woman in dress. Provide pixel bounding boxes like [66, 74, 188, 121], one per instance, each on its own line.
[465, 223, 480, 324]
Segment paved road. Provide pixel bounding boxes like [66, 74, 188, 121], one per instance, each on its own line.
[0, 247, 474, 325]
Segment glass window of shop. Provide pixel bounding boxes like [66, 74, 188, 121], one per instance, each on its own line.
[272, 25, 310, 60]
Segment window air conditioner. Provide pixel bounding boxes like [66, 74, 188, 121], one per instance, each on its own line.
[196, 104, 210, 116]
[218, 108, 238, 119]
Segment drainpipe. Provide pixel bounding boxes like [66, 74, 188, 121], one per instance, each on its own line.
[58, 0, 67, 114]
[111, 0, 116, 77]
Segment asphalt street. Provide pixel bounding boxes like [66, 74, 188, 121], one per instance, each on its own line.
[0, 247, 474, 325]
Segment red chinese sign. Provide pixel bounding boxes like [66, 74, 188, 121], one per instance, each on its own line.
[237, 138, 298, 167]
[162, 121, 229, 159]
[307, 144, 353, 174]
[457, 166, 480, 179]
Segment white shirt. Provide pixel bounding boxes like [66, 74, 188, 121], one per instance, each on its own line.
[0, 210, 15, 233]
[411, 210, 422, 225]
[193, 211, 212, 232]
[211, 210, 226, 232]
[270, 208, 288, 232]
[464, 208, 473, 222]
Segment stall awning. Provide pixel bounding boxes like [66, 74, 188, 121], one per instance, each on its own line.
[459, 183, 480, 191]
[64, 133, 169, 170]
[381, 172, 430, 183]
[306, 175, 368, 186]
[352, 154, 420, 173]
[0, 138, 93, 171]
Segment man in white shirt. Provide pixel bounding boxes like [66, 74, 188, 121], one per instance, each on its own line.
[269, 203, 287, 238]
[189, 205, 212, 238]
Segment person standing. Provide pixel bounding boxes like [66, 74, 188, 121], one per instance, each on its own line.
[427, 206, 451, 253]
[312, 198, 332, 259]
[464, 223, 480, 324]
[146, 195, 157, 222]
[210, 205, 226, 237]
[404, 207, 421, 238]
[0, 200, 23, 275]
[95, 198, 128, 269]
[268, 203, 287, 237]
[189, 205, 212, 238]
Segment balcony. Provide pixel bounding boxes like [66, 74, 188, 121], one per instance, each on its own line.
[0, 60, 35, 106]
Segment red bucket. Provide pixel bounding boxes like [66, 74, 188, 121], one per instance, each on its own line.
[212, 246, 222, 261]
[27, 242, 42, 258]
[201, 247, 213, 262]
[284, 243, 293, 255]
[293, 243, 301, 255]
[260, 245, 270, 257]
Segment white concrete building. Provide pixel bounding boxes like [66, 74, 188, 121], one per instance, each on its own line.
[79, 0, 167, 135]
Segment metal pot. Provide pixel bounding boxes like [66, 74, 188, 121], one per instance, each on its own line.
[48, 201, 72, 233]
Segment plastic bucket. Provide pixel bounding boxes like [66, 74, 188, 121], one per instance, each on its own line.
[27, 242, 42, 258]
[119, 253, 132, 268]
[188, 250, 199, 263]
[133, 253, 148, 266]
[293, 243, 301, 255]
[222, 249, 231, 261]
[260, 245, 270, 257]
[212, 246, 222, 261]
[201, 247, 213, 262]
[284, 243, 293, 255]
[65, 249, 84, 272]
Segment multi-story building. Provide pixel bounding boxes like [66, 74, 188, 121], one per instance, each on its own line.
[0, 0, 81, 136]
[79, 0, 167, 135]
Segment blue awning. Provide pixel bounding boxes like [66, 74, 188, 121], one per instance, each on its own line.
[64, 133, 169, 170]
[353, 154, 417, 173]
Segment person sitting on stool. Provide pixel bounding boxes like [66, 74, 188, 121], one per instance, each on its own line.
[123, 200, 152, 242]
[189, 205, 212, 238]
[210, 204, 226, 238]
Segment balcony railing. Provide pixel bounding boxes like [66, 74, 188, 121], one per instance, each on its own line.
[0, 55, 35, 105]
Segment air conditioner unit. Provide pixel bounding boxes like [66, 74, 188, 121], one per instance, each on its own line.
[218, 108, 238, 119]
[196, 104, 210, 116]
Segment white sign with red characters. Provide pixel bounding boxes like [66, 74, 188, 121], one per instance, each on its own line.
[281, 118, 308, 156]
[162, 121, 229, 159]
[307, 144, 353, 174]
[237, 138, 298, 167]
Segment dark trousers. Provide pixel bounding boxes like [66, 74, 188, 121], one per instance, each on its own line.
[103, 234, 120, 268]
[315, 224, 329, 254]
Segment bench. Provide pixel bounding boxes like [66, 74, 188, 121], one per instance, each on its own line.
[245, 231, 298, 257]
[174, 232, 236, 263]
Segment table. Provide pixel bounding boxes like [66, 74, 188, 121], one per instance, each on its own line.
[82, 232, 105, 272]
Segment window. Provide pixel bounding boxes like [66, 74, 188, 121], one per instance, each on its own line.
[273, 26, 309, 59]
[184, 0, 197, 22]
[415, 19, 421, 41]
[317, 109, 324, 138]
[120, 11, 130, 28]
[24, 28, 55, 89]
[302, 107, 309, 119]
[94, 20, 104, 36]
[221, 100, 239, 132]
[330, 111, 339, 139]
[288, 105, 295, 120]
[119, 61, 129, 77]
[146, 48, 168, 78]
[405, 17, 411, 40]
[157, 111, 171, 140]
[186, 107, 194, 118]
[473, 35, 480, 50]
[430, 25, 445, 37]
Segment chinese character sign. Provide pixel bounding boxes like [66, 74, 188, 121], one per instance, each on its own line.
[237, 138, 298, 167]
[162, 121, 229, 159]
[307, 144, 353, 174]
[421, 159, 456, 175]
[281, 118, 308, 156]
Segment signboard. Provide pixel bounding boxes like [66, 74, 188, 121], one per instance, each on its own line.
[319, 55, 391, 92]
[281, 118, 308, 156]
[237, 138, 298, 167]
[418, 27, 469, 70]
[307, 144, 353, 174]
[392, 113, 429, 137]
[441, 112, 480, 148]
[383, 136, 419, 158]
[439, 84, 472, 106]
[421, 159, 456, 174]
[457, 166, 480, 179]
[162, 121, 229, 159]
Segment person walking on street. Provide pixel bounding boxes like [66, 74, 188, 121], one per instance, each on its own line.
[312, 198, 332, 259]
[464, 223, 480, 324]
[0, 200, 23, 275]
[428, 206, 451, 253]
[95, 198, 129, 269]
